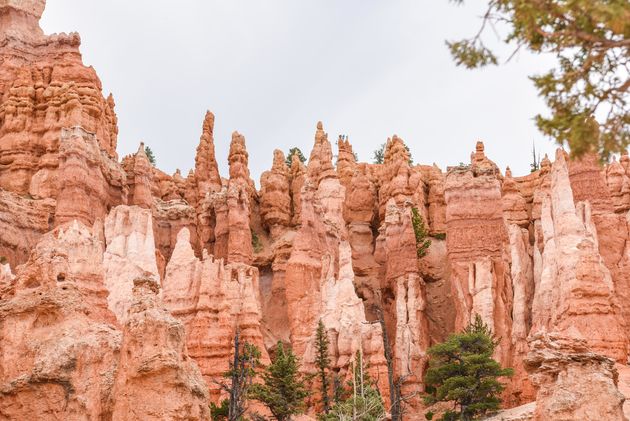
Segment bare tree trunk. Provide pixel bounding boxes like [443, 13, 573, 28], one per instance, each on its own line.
[229, 329, 241, 421]
[376, 307, 402, 421]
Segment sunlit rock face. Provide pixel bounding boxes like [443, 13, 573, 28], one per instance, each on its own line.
[5, 1, 630, 419]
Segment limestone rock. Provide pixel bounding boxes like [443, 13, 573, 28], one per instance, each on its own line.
[285, 123, 388, 401]
[0, 6, 119, 197]
[123, 142, 154, 209]
[376, 199, 429, 405]
[103, 205, 159, 323]
[111, 278, 210, 421]
[525, 333, 627, 421]
[0, 220, 121, 419]
[260, 149, 291, 238]
[531, 150, 627, 362]
[162, 227, 268, 402]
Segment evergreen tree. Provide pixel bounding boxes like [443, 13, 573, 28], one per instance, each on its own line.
[424, 315, 513, 421]
[210, 399, 229, 420]
[372, 143, 413, 165]
[530, 142, 540, 173]
[214, 330, 261, 421]
[250, 341, 310, 421]
[372, 144, 385, 164]
[411, 207, 431, 258]
[449, 0, 630, 160]
[321, 350, 385, 421]
[286, 147, 307, 167]
[315, 320, 332, 413]
[144, 145, 156, 166]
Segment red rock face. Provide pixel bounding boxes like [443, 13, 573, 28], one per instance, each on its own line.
[0, 1, 118, 196]
[0, 221, 209, 420]
[259, 149, 291, 239]
[525, 333, 627, 421]
[54, 126, 126, 226]
[284, 123, 388, 406]
[111, 279, 210, 421]
[5, 1, 630, 418]
[162, 227, 268, 403]
[0, 189, 54, 268]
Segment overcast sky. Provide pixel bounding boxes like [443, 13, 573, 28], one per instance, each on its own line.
[40, 0, 558, 184]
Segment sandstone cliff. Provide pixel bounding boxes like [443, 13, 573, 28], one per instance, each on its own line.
[2, 1, 630, 420]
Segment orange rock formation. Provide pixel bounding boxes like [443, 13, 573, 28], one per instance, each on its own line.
[3, 2, 630, 420]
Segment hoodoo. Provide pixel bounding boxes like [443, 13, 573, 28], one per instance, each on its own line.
[1, 1, 630, 420]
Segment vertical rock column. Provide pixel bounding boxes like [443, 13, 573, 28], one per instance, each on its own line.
[103, 205, 160, 323]
[162, 228, 268, 403]
[111, 278, 210, 421]
[444, 143, 514, 376]
[285, 122, 388, 401]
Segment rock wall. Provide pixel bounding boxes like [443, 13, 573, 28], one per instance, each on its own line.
[3, 1, 630, 419]
[103, 205, 160, 323]
[162, 227, 268, 403]
[0, 221, 209, 420]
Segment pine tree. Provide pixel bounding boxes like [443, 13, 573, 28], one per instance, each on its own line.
[448, 0, 630, 160]
[372, 143, 413, 165]
[144, 145, 156, 166]
[411, 207, 431, 258]
[530, 142, 540, 173]
[250, 341, 310, 421]
[424, 315, 513, 421]
[286, 147, 306, 167]
[214, 330, 261, 421]
[315, 320, 332, 413]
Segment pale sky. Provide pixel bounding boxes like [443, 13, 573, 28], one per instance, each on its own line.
[40, 0, 558, 183]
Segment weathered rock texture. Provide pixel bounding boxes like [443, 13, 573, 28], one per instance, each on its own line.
[162, 227, 268, 403]
[103, 205, 160, 323]
[0, 221, 209, 420]
[4, 1, 630, 419]
[111, 278, 210, 421]
[525, 334, 627, 421]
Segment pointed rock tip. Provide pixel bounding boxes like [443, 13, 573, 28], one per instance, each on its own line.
[317, 121, 323, 130]
[176, 227, 191, 243]
[555, 148, 566, 162]
[136, 142, 147, 155]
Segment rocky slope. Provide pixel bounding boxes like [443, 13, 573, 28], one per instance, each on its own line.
[1, 1, 630, 420]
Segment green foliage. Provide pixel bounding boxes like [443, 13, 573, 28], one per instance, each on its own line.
[250, 342, 310, 421]
[372, 144, 385, 164]
[320, 351, 385, 421]
[411, 207, 431, 258]
[372, 143, 413, 165]
[211, 399, 229, 420]
[432, 233, 446, 241]
[144, 145, 156, 166]
[286, 147, 307, 167]
[315, 320, 332, 413]
[332, 374, 344, 406]
[449, 0, 630, 160]
[530, 142, 541, 172]
[251, 230, 263, 254]
[424, 315, 514, 421]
